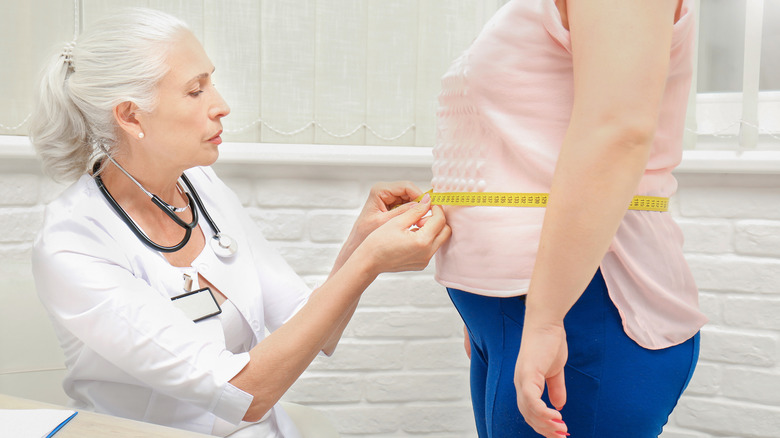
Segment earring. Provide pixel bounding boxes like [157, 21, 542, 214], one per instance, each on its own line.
[138, 132, 145, 139]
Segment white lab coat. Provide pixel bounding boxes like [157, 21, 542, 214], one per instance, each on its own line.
[32, 166, 311, 436]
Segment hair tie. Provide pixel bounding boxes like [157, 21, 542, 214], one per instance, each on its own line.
[62, 41, 76, 70]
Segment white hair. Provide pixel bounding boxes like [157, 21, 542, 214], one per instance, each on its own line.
[30, 8, 189, 182]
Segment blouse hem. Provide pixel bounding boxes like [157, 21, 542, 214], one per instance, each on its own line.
[434, 275, 529, 298]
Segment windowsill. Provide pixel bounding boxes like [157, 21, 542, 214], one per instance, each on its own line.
[674, 149, 780, 174]
[2, 135, 780, 174]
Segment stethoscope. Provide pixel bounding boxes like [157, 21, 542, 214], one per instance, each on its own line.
[93, 157, 238, 258]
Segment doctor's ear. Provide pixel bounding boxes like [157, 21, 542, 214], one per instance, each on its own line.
[113, 102, 144, 140]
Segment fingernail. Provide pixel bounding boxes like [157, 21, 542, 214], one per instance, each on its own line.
[555, 433, 570, 437]
[552, 419, 565, 424]
[420, 193, 431, 204]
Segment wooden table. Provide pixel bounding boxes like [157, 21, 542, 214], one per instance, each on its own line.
[0, 394, 214, 437]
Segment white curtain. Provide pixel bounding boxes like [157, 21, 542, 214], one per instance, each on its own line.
[0, 0, 498, 146]
[3, 0, 778, 149]
[0, 0, 75, 134]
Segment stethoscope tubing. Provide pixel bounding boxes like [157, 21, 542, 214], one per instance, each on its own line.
[94, 168, 228, 255]
[180, 173, 222, 237]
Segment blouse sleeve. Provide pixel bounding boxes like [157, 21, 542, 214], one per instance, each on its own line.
[32, 216, 253, 425]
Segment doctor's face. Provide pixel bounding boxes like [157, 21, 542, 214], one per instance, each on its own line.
[135, 30, 230, 172]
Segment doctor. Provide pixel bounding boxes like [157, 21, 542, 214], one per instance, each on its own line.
[30, 8, 450, 437]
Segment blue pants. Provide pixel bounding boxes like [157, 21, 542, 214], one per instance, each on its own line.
[447, 270, 699, 438]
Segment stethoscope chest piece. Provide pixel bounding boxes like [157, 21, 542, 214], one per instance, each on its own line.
[211, 233, 238, 258]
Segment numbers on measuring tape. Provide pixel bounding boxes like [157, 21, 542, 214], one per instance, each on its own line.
[423, 191, 669, 212]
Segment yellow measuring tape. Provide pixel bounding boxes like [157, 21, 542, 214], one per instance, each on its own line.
[414, 190, 669, 212]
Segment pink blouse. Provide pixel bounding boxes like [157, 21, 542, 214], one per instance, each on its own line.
[432, 0, 707, 349]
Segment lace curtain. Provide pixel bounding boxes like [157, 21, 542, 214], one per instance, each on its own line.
[0, 0, 503, 146]
[2, 0, 778, 149]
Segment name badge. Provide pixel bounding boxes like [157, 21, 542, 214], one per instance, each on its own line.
[171, 287, 222, 322]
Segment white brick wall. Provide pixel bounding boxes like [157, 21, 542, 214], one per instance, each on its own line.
[2, 142, 780, 437]
[662, 172, 780, 438]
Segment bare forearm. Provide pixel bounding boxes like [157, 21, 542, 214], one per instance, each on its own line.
[514, 2, 681, 434]
[319, 201, 413, 354]
[525, 124, 651, 322]
[320, 183, 427, 354]
[524, 0, 675, 323]
[319, 226, 367, 354]
[321, 299, 358, 356]
[231, 251, 376, 420]
[331, 225, 364, 276]
[230, 197, 446, 421]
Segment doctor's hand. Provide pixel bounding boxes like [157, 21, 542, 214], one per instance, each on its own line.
[350, 181, 424, 244]
[331, 182, 428, 277]
[357, 194, 450, 275]
[514, 317, 569, 438]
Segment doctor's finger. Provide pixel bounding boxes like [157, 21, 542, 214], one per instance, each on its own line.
[391, 195, 432, 229]
[375, 181, 422, 206]
[384, 200, 417, 220]
[429, 224, 451, 254]
[417, 206, 447, 234]
[428, 212, 451, 246]
[414, 209, 435, 228]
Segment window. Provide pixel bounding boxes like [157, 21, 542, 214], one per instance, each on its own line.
[691, 0, 780, 151]
[2, 0, 778, 152]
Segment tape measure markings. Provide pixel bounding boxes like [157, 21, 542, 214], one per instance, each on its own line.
[414, 190, 668, 212]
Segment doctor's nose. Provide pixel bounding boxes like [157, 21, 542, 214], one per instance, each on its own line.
[210, 90, 231, 119]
